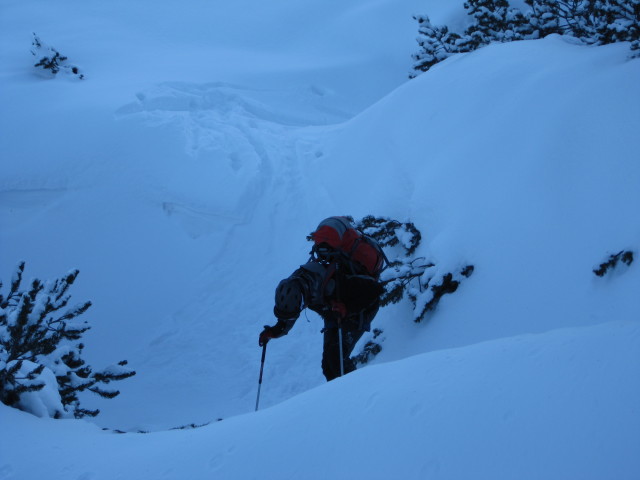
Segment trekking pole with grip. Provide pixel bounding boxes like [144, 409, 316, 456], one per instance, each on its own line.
[255, 343, 267, 411]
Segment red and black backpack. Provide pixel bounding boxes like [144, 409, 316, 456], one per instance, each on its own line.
[308, 216, 388, 279]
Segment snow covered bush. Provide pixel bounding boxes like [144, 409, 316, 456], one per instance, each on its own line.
[382, 258, 475, 323]
[352, 328, 383, 366]
[411, 0, 640, 76]
[411, 15, 463, 77]
[31, 33, 84, 79]
[593, 250, 634, 276]
[352, 215, 474, 323]
[526, 0, 640, 45]
[349, 216, 474, 364]
[0, 262, 134, 418]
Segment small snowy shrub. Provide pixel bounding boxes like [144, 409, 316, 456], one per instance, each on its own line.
[593, 250, 634, 276]
[411, 0, 640, 76]
[352, 328, 383, 366]
[0, 262, 134, 418]
[350, 216, 474, 363]
[411, 15, 463, 78]
[31, 33, 84, 79]
[352, 216, 474, 324]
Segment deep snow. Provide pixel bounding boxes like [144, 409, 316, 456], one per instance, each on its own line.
[2, 321, 639, 479]
[1, 0, 639, 478]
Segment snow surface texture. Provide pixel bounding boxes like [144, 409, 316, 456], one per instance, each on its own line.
[1, 0, 639, 478]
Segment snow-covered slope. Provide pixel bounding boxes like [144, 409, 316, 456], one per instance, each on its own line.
[318, 36, 640, 358]
[1, 0, 639, 478]
[2, 321, 639, 479]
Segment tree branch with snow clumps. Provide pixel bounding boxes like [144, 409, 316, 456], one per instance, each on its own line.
[350, 216, 474, 365]
[354, 216, 474, 323]
[593, 250, 634, 277]
[0, 262, 134, 418]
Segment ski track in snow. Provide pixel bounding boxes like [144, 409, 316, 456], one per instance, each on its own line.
[0, 188, 68, 227]
[115, 81, 348, 244]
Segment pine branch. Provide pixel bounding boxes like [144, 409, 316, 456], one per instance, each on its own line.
[12, 381, 45, 395]
[56, 301, 92, 325]
[89, 386, 121, 399]
[593, 250, 634, 277]
[74, 407, 100, 418]
[1, 262, 134, 418]
[1, 262, 25, 309]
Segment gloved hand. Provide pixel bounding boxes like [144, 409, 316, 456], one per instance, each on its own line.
[258, 322, 286, 347]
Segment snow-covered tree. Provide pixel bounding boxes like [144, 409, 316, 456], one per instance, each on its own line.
[525, 0, 564, 36]
[528, 0, 598, 38]
[412, 0, 640, 77]
[0, 262, 134, 418]
[594, 0, 640, 49]
[411, 15, 463, 77]
[412, 1, 534, 75]
[459, 0, 534, 49]
[525, 0, 640, 45]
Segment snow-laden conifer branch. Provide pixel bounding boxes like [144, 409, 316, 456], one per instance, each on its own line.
[0, 263, 135, 418]
[351, 217, 474, 364]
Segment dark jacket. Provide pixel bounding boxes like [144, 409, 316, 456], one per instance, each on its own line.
[274, 260, 381, 335]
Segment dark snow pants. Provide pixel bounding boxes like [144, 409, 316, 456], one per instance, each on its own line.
[321, 322, 365, 382]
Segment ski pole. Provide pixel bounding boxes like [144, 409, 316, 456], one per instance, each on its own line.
[255, 343, 267, 411]
[338, 324, 345, 377]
